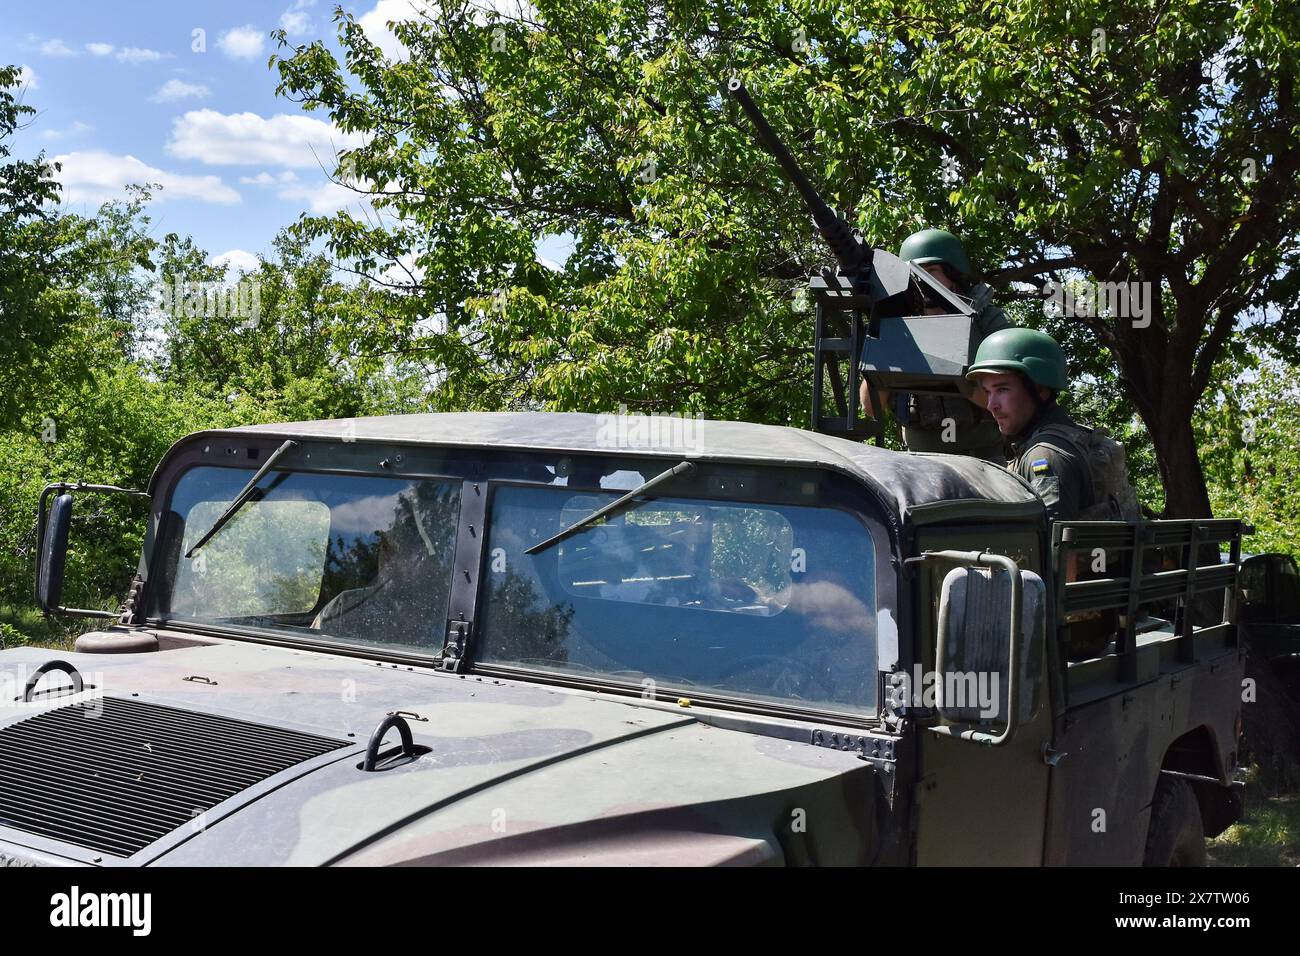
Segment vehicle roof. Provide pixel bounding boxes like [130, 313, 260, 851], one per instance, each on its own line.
[206, 411, 1040, 518]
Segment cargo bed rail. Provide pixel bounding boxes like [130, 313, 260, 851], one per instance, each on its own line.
[1052, 518, 1247, 684]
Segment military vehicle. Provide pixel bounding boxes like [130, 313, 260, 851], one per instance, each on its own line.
[0, 412, 1245, 866]
[0, 79, 1247, 868]
[1237, 552, 1300, 667]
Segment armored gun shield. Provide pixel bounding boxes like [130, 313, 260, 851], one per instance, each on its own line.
[857, 312, 982, 398]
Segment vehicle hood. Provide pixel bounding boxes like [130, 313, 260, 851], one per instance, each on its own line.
[0, 639, 885, 866]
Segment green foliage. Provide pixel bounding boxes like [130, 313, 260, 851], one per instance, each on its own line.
[0, 72, 435, 614]
[0, 362, 232, 610]
[154, 230, 430, 421]
[3, 2, 1300, 624]
[0, 604, 79, 650]
[1197, 357, 1300, 560]
[0, 66, 100, 429]
[1207, 792, 1300, 867]
[269, 0, 1300, 515]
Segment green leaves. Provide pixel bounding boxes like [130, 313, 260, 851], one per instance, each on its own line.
[255, 0, 1295, 514]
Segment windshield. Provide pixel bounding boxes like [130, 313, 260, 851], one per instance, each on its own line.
[151, 465, 460, 653]
[476, 484, 878, 713]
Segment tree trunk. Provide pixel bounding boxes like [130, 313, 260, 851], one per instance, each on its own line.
[1149, 411, 1214, 519]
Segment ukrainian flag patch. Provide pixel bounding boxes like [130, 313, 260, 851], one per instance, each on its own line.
[1031, 458, 1051, 475]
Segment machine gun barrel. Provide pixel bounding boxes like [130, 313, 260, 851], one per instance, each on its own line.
[726, 78, 867, 275]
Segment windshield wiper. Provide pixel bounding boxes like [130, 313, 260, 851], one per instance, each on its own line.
[184, 439, 299, 559]
[525, 460, 697, 556]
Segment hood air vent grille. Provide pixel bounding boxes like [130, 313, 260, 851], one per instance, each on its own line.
[0, 696, 348, 858]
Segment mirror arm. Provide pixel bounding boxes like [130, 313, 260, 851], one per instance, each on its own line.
[35, 482, 150, 618]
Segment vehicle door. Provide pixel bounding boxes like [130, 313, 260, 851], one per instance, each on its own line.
[909, 525, 1053, 865]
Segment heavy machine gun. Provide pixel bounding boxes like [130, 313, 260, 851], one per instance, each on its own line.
[726, 78, 986, 441]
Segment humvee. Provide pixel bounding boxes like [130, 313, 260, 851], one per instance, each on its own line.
[0, 412, 1245, 866]
[1238, 552, 1300, 667]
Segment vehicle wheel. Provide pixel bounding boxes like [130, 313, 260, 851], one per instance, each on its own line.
[1143, 776, 1206, 866]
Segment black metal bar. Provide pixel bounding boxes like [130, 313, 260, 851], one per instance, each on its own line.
[184, 438, 299, 558]
[102, 696, 342, 749]
[1119, 522, 1145, 684]
[33, 708, 333, 766]
[1227, 526, 1242, 644]
[2, 723, 271, 790]
[726, 78, 866, 273]
[22, 660, 84, 701]
[0, 775, 181, 836]
[525, 460, 696, 556]
[812, 300, 828, 433]
[363, 713, 415, 771]
[1180, 523, 1202, 663]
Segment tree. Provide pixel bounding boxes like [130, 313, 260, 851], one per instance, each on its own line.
[155, 229, 427, 421]
[1197, 356, 1300, 558]
[273, 1, 1300, 516]
[0, 65, 101, 429]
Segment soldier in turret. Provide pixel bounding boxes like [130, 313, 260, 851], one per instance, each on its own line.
[858, 229, 1010, 463]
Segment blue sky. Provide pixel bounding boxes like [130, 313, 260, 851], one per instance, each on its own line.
[2, 0, 399, 272]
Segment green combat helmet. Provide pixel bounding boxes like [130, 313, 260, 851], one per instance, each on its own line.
[899, 228, 973, 280]
[965, 327, 1068, 392]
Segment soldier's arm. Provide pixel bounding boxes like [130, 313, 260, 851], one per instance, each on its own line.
[978, 305, 1013, 336]
[1016, 442, 1089, 523]
[858, 377, 891, 420]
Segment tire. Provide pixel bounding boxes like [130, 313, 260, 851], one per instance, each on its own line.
[1143, 776, 1206, 866]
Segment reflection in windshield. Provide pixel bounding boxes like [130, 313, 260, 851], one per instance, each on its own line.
[477, 485, 877, 712]
[154, 466, 460, 653]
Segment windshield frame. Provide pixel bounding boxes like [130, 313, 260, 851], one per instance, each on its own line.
[142, 437, 473, 664]
[140, 434, 898, 723]
[467, 471, 895, 726]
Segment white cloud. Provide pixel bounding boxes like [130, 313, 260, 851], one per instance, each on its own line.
[218, 25, 266, 60]
[281, 0, 320, 36]
[85, 42, 115, 56]
[358, 0, 431, 59]
[210, 249, 261, 273]
[280, 11, 311, 35]
[277, 179, 362, 214]
[16, 65, 38, 89]
[239, 170, 300, 186]
[39, 38, 77, 56]
[51, 151, 241, 205]
[358, 0, 535, 60]
[41, 120, 93, 142]
[166, 109, 366, 168]
[116, 47, 169, 64]
[152, 79, 210, 102]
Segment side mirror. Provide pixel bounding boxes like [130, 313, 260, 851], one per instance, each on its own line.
[906, 549, 1045, 746]
[936, 564, 1046, 745]
[34, 482, 150, 618]
[36, 493, 73, 612]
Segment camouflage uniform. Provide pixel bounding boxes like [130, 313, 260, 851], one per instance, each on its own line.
[1006, 404, 1140, 523]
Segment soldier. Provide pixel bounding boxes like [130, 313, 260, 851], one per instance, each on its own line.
[858, 228, 1010, 463]
[966, 327, 1141, 660]
[963, 327, 1139, 523]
